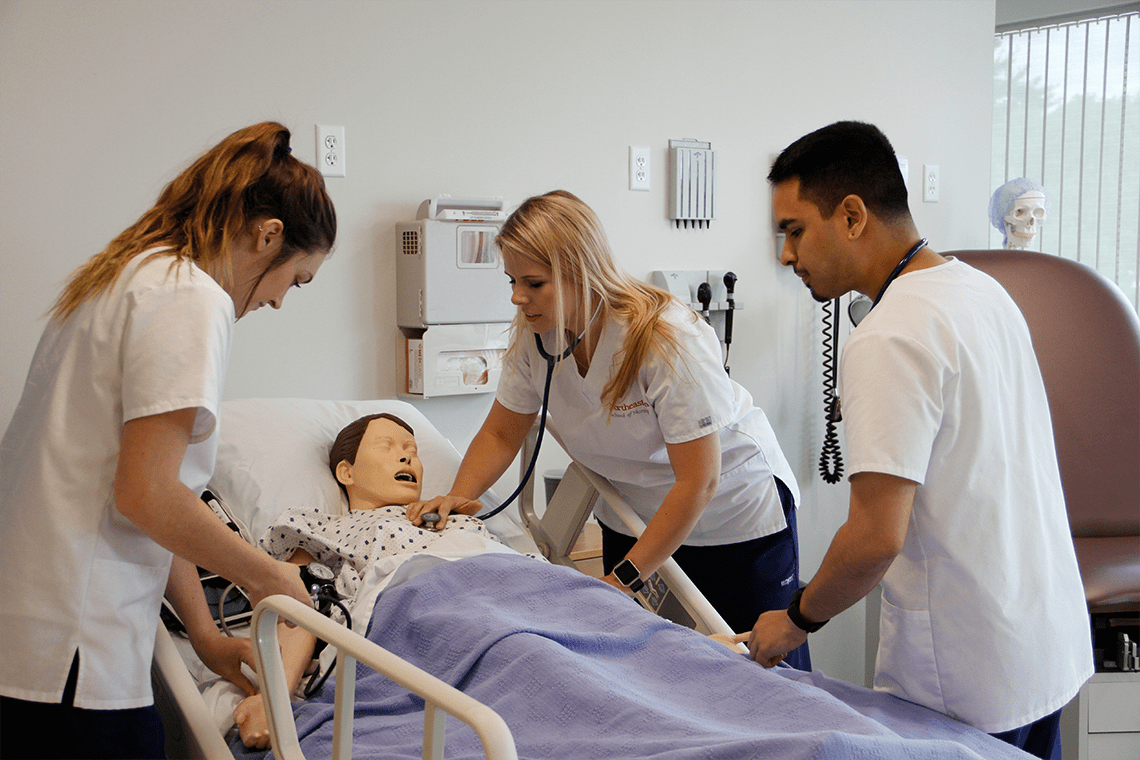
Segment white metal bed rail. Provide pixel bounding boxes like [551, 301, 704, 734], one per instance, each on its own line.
[251, 596, 518, 760]
[518, 423, 735, 639]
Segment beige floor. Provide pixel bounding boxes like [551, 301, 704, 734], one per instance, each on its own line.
[570, 522, 604, 578]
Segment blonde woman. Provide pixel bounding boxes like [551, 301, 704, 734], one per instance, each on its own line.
[408, 190, 808, 669]
[0, 122, 335, 758]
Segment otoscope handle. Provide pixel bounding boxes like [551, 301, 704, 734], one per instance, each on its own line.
[722, 271, 737, 345]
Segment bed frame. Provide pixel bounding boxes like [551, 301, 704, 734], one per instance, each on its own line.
[153, 420, 730, 759]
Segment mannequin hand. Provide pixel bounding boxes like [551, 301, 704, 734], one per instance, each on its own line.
[748, 609, 807, 668]
[406, 495, 481, 530]
[234, 693, 271, 749]
[709, 632, 750, 652]
[190, 631, 257, 696]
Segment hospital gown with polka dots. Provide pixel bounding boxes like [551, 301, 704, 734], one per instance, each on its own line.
[259, 506, 500, 602]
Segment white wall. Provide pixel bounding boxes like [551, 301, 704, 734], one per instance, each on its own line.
[0, 0, 997, 686]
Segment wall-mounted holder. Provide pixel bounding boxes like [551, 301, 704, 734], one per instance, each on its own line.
[669, 139, 715, 229]
[651, 269, 740, 346]
[402, 323, 511, 399]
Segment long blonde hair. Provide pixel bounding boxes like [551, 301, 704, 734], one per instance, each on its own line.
[50, 121, 336, 321]
[495, 190, 691, 413]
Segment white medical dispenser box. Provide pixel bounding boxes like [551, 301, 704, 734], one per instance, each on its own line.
[397, 197, 514, 398]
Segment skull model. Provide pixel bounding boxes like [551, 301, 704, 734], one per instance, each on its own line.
[1003, 191, 1047, 249]
[989, 178, 1048, 250]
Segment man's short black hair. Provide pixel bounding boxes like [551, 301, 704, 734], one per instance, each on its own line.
[768, 121, 911, 221]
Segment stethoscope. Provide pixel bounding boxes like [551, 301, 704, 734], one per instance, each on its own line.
[474, 303, 601, 521]
[847, 238, 928, 326]
[827, 237, 929, 432]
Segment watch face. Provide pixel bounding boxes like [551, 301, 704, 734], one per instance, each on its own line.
[307, 562, 335, 582]
[614, 559, 639, 585]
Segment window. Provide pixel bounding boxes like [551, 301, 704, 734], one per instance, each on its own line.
[992, 10, 1139, 309]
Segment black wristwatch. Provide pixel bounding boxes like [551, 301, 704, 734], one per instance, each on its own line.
[613, 558, 644, 593]
[786, 586, 828, 633]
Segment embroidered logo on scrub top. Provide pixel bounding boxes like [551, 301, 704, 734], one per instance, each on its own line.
[698, 416, 713, 429]
[611, 399, 651, 419]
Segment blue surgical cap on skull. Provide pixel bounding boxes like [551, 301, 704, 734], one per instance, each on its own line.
[990, 178, 1046, 245]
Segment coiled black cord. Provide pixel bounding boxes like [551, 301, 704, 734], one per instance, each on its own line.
[819, 297, 844, 484]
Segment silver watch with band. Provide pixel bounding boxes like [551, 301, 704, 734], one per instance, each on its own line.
[613, 558, 644, 593]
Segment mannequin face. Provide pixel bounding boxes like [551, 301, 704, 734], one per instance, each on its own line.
[335, 418, 423, 509]
[1003, 191, 1047, 249]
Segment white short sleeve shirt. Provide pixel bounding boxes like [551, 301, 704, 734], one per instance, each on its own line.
[0, 253, 234, 708]
[496, 302, 798, 545]
[840, 258, 1092, 732]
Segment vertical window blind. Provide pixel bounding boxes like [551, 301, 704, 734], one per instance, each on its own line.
[992, 10, 1139, 310]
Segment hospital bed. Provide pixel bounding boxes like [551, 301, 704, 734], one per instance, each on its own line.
[152, 397, 1034, 760]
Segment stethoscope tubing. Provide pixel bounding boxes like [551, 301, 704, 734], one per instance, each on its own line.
[475, 331, 572, 520]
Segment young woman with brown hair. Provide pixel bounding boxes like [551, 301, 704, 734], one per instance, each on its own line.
[0, 121, 336, 758]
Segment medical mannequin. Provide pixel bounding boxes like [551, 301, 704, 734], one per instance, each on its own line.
[0, 122, 336, 760]
[236, 413, 499, 748]
[752, 122, 1090, 760]
[407, 190, 807, 667]
[989, 178, 1048, 249]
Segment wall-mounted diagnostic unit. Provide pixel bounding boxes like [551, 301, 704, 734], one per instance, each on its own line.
[397, 197, 515, 398]
[651, 269, 740, 374]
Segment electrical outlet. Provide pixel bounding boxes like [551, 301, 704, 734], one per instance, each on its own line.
[629, 146, 650, 191]
[316, 125, 345, 178]
[923, 164, 939, 202]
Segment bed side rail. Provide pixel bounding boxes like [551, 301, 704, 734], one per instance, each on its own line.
[566, 463, 735, 638]
[517, 423, 734, 639]
[153, 626, 236, 760]
[251, 596, 518, 760]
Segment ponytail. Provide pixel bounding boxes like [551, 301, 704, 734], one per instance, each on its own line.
[50, 122, 336, 321]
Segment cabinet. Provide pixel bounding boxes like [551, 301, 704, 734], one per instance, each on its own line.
[1062, 672, 1140, 759]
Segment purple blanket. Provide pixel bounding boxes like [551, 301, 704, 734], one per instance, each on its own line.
[263, 553, 1028, 759]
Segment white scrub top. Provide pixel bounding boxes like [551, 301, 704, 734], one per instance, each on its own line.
[841, 258, 1093, 732]
[0, 252, 234, 709]
[496, 301, 798, 546]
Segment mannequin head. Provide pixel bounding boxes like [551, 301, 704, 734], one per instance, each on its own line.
[328, 414, 423, 510]
[990, 178, 1047, 249]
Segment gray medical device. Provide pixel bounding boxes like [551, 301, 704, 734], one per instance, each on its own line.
[396, 197, 516, 327]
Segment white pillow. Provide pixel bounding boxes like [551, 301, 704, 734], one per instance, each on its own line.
[207, 398, 473, 544]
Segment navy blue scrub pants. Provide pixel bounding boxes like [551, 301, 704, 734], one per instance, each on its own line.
[991, 708, 1063, 760]
[0, 653, 165, 759]
[599, 476, 812, 671]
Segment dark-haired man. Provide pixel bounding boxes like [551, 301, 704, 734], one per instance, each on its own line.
[749, 121, 1091, 759]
